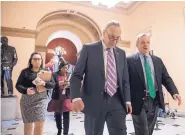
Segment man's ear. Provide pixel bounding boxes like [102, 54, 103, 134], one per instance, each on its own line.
[102, 30, 105, 35]
[136, 43, 139, 48]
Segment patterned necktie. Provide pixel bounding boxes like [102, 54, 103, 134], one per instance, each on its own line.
[144, 55, 156, 99]
[106, 48, 117, 96]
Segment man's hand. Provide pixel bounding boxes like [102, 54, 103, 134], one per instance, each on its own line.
[72, 100, 84, 112]
[126, 104, 132, 114]
[173, 94, 182, 105]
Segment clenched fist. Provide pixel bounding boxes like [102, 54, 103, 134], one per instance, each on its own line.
[72, 99, 84, 112]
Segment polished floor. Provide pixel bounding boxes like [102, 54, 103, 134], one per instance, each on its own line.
[1, 112, 185, 135]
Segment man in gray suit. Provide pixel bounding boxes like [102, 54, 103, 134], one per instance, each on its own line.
[127, 34, 182, 135]
[70, 20, 132, 135]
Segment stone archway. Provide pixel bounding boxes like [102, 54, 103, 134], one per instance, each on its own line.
[46, 30, 83, 53]
[35, 10, 102, 62]
[35, 10, 102, 47]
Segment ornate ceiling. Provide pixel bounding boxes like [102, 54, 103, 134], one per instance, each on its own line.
[64, 1, 145, 15]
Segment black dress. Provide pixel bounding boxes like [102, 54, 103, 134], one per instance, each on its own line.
[16, 68, 55, 123]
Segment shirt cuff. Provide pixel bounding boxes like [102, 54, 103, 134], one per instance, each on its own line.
[172, 94, 179, 98]
[126, 101, 131, 104]
[43, 82, 46, 86]
[72, 98, 82, 102]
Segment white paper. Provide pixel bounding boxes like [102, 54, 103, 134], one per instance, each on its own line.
[62, 89, 66, 95]
[67, 74, 71, 82]
[32, 77, 43, 85]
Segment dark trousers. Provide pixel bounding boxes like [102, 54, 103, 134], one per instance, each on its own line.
[132, 97, 159, 135]
[1, 68, 13, 95]
[84, 92, 127, 135]
[54, 111, 70, 135]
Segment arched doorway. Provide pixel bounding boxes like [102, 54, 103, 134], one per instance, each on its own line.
[35, 10, 102, 64]
[46, 38, 77, 65]
[35, 10, 102, 47]
[46, 30, 82, 53]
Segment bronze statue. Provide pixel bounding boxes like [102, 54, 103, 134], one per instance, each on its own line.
[1, 36, 18, 96]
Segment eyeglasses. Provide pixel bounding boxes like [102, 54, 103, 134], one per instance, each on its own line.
[105, 30, 121, 42]
[32, 58, 41, 61]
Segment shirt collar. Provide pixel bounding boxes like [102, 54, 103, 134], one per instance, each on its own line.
[138, 52, 150, 58]
[102, 40, 115, 51]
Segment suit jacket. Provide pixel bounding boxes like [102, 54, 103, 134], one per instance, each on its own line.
[127, 53, 179, 115]
[70, 41, 131, 117]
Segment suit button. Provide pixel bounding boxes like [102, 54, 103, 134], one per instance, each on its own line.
[143, 98, 145, 100]
[101, 92, 104, 95]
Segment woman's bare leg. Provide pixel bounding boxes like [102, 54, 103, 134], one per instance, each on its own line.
[33, 120, 45, 135]
[24, 123, 34, 135]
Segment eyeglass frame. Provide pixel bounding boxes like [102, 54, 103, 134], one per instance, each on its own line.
[32, 58, 42, 61]
[105, 30, 121, 42]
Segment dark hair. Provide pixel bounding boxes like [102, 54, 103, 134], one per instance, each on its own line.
[58, 61, 69, 71]
[28, 52, 43, 69]
[1, 36, 8, 45]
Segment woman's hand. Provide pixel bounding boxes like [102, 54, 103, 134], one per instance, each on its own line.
[59, 81, 66, 88]
[27, 88, 35, 95]
[59, 81, 69, 88]
[36, 85, 47, 92]
[36, 80, 46, 92]
[64, 81, 70, 88]
[36, 80, 46, 86]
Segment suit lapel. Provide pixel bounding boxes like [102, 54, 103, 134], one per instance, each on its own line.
[150, 55, 160, 87]
[97, 41, 105, 78]
[114, 47, 121, 80]
[134, 53, 145, 86]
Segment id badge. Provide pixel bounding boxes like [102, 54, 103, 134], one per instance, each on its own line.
[62, 89, 66, 95]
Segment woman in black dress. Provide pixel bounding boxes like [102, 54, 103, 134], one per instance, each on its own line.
[16, 52, 55, 135]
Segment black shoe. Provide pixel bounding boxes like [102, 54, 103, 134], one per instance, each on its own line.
[63, 129, 69, 135]
[8, 91, 13, 97]
[57, 129, 61, 135]
[1, 91, 4, 97]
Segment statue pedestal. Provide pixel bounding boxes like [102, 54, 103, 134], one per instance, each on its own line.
[1, 96, 18, 121]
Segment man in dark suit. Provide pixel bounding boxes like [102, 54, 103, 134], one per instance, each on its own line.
[127, 34, 182, 135]
[70, 20, 132, 135]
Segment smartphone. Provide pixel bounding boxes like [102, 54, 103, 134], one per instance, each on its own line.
[29, 87, 35, 91]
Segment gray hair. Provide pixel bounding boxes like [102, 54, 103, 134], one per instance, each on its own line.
[103, 20, 121, 31]
[136, 33, 149, 46]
